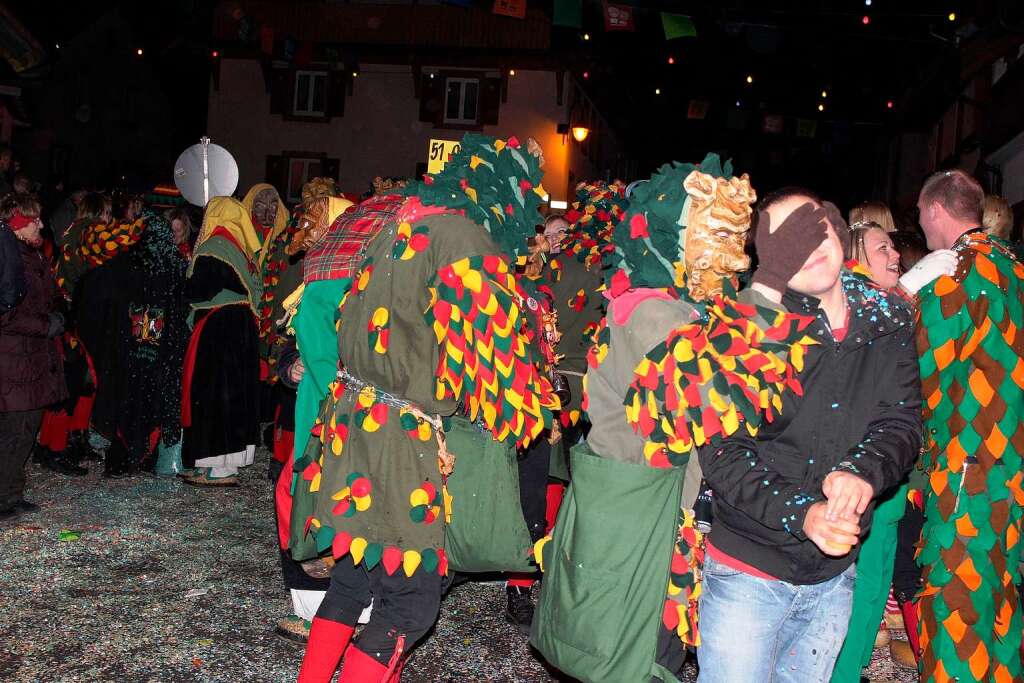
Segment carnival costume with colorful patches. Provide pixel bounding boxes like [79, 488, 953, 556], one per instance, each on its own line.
[550, 180, 628, 430]
[240, 183, 294, 382]
[76, 212, 189, 475]
[915, 231, 1024, 683]
[40, 214, 146, 470]
[295, 135, 558, 681]
[531, 155, 822, 683]
[279, 194, 375, 561]
[179, 197, 263, 483]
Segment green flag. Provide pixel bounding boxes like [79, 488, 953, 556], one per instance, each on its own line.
[662, 13, 696, 39]
[554, 0, 582, 28]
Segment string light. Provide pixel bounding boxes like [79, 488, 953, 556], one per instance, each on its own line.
[821, 89, 828, 98]
[583, 33, 590, 41]
[745, 74, 754, 84]
[509, 69, 516, 76]
[818, 103, 825, 112]
[655, 88, 661, 95]
[211, 50, 219, 58]
[862, 15, 871, 25]
[352, 71, 358, 78]
[864, 0, 871, 5]
[136, 48, 144, 56]
[735, 100, 741, 107]
[948, 12, 956, 21]
[887, 100, 894, 109]
[583, 71, 589, 79]
[668, 56, 675, 65]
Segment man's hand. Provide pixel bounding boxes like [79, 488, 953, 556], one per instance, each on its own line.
[802, 502, 861, 556]
[822, 470, 874, 521]
[288, 357, 306, 384]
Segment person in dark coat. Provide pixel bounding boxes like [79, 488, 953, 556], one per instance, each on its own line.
[1, 220, 25, 311]
[179, 197, 262, 487]
[0, 194, 67, 522]
[696, 189, 921, 682]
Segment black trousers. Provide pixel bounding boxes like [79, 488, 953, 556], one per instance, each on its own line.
[892, 499, 925, 603]
[316, 557, 443, 663]
[0, 409, 43, 509]
[517, 438, 552, 543]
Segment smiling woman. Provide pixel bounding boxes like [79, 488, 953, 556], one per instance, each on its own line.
[847, 221, 901, 290]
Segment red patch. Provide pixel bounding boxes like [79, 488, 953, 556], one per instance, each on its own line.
[629, 213, 649, 239]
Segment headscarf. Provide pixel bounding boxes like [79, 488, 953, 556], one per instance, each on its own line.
[241, 184, 290, 262]
[304, 195, 400, 284]
[195, 196, 262, 260]
[408, 133, 547, 260]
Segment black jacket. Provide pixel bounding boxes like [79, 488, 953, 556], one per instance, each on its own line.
[1, 224, 26, 312]
[699, 274, 922, 584]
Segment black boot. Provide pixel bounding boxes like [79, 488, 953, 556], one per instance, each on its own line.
[69, 431, 103, 462]
[41, 453, 88, 476]
[31, 442, 52, 465]
[505, 585, 535, 635]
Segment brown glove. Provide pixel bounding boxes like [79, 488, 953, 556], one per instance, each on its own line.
[751, 202, 828, 293]
[822, 201, 850, 254]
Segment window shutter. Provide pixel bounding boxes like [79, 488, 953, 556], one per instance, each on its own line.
[419, 74, 444, 125]
[327, 71, 346, 118]
[321, 158, 340, 184]
[265, 155, 288, 197]
[269, 68, 294, 115]
[479, 76, 501, 126]
[268, 67, 296, 115]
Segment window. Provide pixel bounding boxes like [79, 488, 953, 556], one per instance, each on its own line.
[444, 77, 479, 125]
[293, 70, 327, 117]
[286, 158, 322, 204]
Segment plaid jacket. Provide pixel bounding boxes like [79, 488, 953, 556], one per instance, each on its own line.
[303, 195, 403, 284]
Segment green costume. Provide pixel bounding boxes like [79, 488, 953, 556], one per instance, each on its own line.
[291, 134, 559, 578]
[289, 277, 351, 560]
[831, 482, 908, 682]
[916, 231, 1024, 682]
[532, 156, 818, 681]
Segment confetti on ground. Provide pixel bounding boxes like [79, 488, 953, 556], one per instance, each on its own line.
[0, 449, 917, 682]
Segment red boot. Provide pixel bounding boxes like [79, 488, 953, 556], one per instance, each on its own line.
[297, 617, 355, 683]
[337, 644, 388, 682]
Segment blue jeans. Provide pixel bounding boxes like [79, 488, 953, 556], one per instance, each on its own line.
[697, 554, 856, 683]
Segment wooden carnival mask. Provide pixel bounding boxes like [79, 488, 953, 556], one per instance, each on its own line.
[287, 196, 331, 256]
[681, 170, 757, 301]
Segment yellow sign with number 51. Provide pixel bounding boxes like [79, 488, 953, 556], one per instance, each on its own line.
[427, 139, 462, 175]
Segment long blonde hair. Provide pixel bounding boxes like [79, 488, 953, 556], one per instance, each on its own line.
[848, 201, 895, 233]
[982, 194, 1012, 240]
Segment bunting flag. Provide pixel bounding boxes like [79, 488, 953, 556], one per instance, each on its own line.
[763, 114, 785, 134]
[259, 26, 274, 55]
[493, 0, 527, 19]
[661, 13, 697, 39]
[294, 41, 313, 67]
[687, 100, 710, 120]
[554, 0, 583, 28]
[796, 118, 818, 138]
[604, 1, 636, 31]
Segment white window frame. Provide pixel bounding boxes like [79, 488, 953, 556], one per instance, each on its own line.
[286, 158, 322, 204]
[443, 77, 480, 125]
[293, 70, 328, 117]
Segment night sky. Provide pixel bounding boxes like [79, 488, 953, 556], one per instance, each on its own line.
[3, 0, 1014, 207]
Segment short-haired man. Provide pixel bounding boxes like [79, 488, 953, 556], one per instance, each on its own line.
[914, 169, 1024, 682]
[696, 189, 922, 682]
